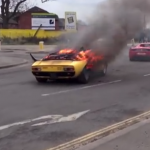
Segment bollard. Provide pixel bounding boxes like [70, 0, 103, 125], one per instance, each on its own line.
[39, 41, 44, 51]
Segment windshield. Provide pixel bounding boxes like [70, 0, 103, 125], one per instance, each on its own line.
[140, 43, 150, 47]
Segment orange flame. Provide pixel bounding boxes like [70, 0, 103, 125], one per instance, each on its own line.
[76, 50, 104, 62]
[58, 49, 75, 54]
[57, 48, 104, 63]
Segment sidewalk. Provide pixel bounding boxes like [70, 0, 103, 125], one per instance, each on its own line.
[0, 56, 28, 69]
[79, 118, 150, 150]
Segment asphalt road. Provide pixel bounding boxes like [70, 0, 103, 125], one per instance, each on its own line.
[0, 48, 150, 150]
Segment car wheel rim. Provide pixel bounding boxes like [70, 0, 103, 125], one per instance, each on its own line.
[85, 70, 89, 80]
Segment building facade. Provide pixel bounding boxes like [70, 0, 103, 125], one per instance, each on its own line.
[17, 6, 59, 30]
[0, 6, 87, 31]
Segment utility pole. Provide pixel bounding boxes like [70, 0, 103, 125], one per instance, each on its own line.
[143, 12, 147, 42]
[143, 12, 146, 30]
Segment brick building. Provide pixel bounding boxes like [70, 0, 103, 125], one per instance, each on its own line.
[17, 6, 60, 30]
[0, 6, 87, 30]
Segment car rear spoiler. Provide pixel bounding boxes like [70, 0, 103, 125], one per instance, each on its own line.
[30, 53, 38, 62]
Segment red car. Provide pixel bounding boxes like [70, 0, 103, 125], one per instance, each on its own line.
[129, 43, 150, 61]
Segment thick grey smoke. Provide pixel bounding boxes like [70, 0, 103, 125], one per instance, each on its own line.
[56, 0, 150, 63]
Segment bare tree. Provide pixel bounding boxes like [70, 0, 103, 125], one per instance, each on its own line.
[1, 0, 34, 28]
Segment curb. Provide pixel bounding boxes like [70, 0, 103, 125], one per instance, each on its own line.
[1, 49, 27, 51]
[0, 59, 28, 69]
[47, 110, 150, 150]
[0, 50, 14, 52]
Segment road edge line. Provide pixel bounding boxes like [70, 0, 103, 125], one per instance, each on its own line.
[47, 110, 150, 150]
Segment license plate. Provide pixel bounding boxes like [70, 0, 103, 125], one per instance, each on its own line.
[41, 66, 64, 71]
[137, 53, 146, 55]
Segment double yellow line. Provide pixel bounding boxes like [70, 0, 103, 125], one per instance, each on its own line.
[47, 110, 150, 150]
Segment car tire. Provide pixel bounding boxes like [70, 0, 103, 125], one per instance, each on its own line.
[36, 77, 48, 83]
[129, 58, 134, 61]
[78, 68, 91, 84]
[100, 63, 107, 76]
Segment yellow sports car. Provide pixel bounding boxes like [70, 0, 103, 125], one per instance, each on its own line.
[30, 47, 108, 84]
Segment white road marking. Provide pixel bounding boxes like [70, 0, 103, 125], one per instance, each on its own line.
[41, 80, 122, 97]
[0, 115, 62, 131]
[0, 110, 90, 131]
[32, 110, 90, 126]
[144, 74, 150, 77]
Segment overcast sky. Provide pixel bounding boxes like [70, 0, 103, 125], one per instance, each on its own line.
[35, 0, 103, 21]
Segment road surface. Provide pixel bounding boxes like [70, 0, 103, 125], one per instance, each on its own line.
[0, 48, 150, 150]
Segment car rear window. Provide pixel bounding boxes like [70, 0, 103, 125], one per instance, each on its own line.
[140, 44, 150, 47]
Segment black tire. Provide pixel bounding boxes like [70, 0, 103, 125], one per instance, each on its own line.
[36, 77, 48, 83]
[129, 58, 133, 61]
[78, 68, 91, 84]
[129, 58, 134, 61]
[100, 63, 107, 76]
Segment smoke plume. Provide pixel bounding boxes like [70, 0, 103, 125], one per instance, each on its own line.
[56, 0, 150, 63]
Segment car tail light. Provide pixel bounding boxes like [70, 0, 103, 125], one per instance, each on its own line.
[32, 67, 41, 71]
[63, 66, 74, 71]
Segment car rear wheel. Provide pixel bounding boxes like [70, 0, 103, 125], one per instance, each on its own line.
[36, 77, 48, 83]
[100, 63, 107, 76]
[129, 58, 134, 61]
[78, 68, 91, 84]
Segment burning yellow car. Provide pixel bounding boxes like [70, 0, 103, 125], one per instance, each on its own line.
[30, 47, 108, 84]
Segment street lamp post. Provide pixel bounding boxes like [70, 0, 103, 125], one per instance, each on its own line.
[144, 12, 146, 30]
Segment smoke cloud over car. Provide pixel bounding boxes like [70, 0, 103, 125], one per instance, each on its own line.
[55, 0, 150, 63]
